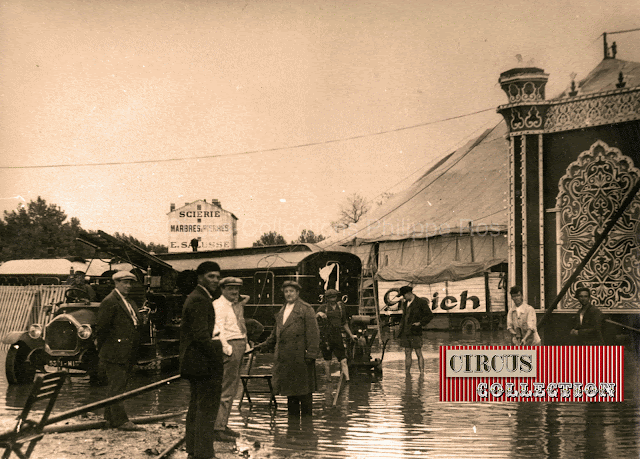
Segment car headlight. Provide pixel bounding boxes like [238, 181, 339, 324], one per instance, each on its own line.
[28, 324, 43, 339]
[77, 325, 92, 340]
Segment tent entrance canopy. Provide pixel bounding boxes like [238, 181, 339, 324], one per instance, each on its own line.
[376, 258, 506, 284]
[354, 232, 507, 284]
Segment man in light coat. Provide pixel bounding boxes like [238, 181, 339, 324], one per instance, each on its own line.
[258, 280, 320, 417]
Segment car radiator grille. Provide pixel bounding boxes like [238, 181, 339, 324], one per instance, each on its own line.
[46, 320, 78, 351]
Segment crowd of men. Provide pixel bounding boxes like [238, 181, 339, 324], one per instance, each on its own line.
[92, 262, 608, 459]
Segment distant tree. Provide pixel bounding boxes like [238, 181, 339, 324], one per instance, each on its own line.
[294, 229, 326, 244]
[375, 192, 395, 207]
[147, 242, 169, 254]
[331, 193, 371, 232]
[113, 232, 168, 254]
[253, 231, 287, 247]
[0, 197, 89, 261]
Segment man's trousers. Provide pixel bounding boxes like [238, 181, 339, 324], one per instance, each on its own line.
[186, 376, 222, 458]
[100, 360, 132, 427]
[214, 338, 247, 431]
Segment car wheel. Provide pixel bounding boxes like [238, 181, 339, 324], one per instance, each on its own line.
[6, 343, 37, 384]
[461, 317, 481, 334]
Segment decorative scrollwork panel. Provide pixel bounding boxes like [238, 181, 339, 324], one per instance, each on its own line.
[557, 140, 640, 310]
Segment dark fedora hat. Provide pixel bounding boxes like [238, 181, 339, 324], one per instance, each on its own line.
[398, 285, 413, 297]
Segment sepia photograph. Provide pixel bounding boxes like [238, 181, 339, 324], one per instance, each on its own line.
[1, 0, 640, 457]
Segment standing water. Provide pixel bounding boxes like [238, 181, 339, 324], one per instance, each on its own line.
[1, 331, 639, 458]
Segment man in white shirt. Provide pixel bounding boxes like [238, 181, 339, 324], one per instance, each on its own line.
[212, 277, 250, 442]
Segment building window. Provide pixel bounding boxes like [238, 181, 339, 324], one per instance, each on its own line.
[197, 205, 201, 210]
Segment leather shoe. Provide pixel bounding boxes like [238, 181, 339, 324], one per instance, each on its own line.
[224, 426, 240, 438]
[213, 430, 236, 442]
[116, 421, 145, 431]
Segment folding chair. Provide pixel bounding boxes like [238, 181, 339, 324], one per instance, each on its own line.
[0, 372, 67, 459]
[238, 352, 277, 409]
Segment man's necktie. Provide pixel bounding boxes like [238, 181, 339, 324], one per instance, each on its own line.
[123, 297, 138, 326]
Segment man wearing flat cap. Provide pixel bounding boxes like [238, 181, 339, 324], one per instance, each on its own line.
[66, 270, 97, 301]
[570, 286, 605, 345]
[212, 277, 250, 442]
[396, 285, 433, 376]
[96, 270, 144, 431]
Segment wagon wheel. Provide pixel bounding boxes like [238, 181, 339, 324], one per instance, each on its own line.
[461, 317, 481, 334]
[383, 288, 400, 306]
[6, 343, 37, 384]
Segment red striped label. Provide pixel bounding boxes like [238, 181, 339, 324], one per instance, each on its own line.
[439, 346, 624, 402]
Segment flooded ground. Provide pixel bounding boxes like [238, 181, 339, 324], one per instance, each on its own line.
[1, 331, 639, 458]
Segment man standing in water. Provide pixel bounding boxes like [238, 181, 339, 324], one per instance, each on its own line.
[180, 261, 224, 459]
[396, 286, 433, 376]
[570, 286, 605, 345]
[212, 277, 250, 443]
[96, 270, 144, 431]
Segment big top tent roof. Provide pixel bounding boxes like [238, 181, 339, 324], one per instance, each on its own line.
[322, 120, 510, 247]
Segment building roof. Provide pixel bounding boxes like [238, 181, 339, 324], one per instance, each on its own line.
[156, 243, 354, 272]
[556, 58, 640, 98]
[0, 258, 118, 277]
[168, 199, 238, 220]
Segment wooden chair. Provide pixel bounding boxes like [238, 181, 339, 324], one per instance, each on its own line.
[238, 352, 277, 409]
[239, 375, 277, 409]
[0, 372, 67, 459]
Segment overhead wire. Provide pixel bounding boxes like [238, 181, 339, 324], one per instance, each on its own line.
[0, 107, 496, 170]
[371, 115, 499, 201]
[329, 121, 503, 247]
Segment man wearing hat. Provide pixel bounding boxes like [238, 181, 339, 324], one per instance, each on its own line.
[396, 286, 433, 375]
[212, 277, 250, 442]
[96, 270, 144, 431]
[316, 289, 356, 381]
[66, 270, 97, 301]
[570, 286, 605, 345]
[180, 261, 224, 459]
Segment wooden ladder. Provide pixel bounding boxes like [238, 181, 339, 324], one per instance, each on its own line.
[358, 269, 383, 346]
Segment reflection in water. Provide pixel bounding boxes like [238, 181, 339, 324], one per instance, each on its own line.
[0, 332, 639, 458]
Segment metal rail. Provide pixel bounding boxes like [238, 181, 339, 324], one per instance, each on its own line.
[44, 374, 181, 427]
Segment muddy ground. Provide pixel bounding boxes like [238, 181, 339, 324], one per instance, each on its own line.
[4, 414, 279, 459]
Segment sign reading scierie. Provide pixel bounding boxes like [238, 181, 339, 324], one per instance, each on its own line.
[445, 349, 536, 377]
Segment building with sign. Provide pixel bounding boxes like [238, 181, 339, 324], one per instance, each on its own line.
[167, 199, 237, 253]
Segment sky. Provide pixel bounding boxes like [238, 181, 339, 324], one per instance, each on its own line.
[1, 0, 640, 249]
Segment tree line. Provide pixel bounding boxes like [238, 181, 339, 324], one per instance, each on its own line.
[0, 192, 390, 261]
[0, 197, 168, 262]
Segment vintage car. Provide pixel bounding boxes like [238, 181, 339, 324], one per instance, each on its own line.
[2, 232, 184, 384]
[4, 288, 106, 384]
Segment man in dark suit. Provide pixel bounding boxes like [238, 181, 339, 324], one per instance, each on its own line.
[96, 270, 144, 431]
[570, 286, 605, 345]
[397, 286, 434, 375]
[180, 261, 224, 459]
